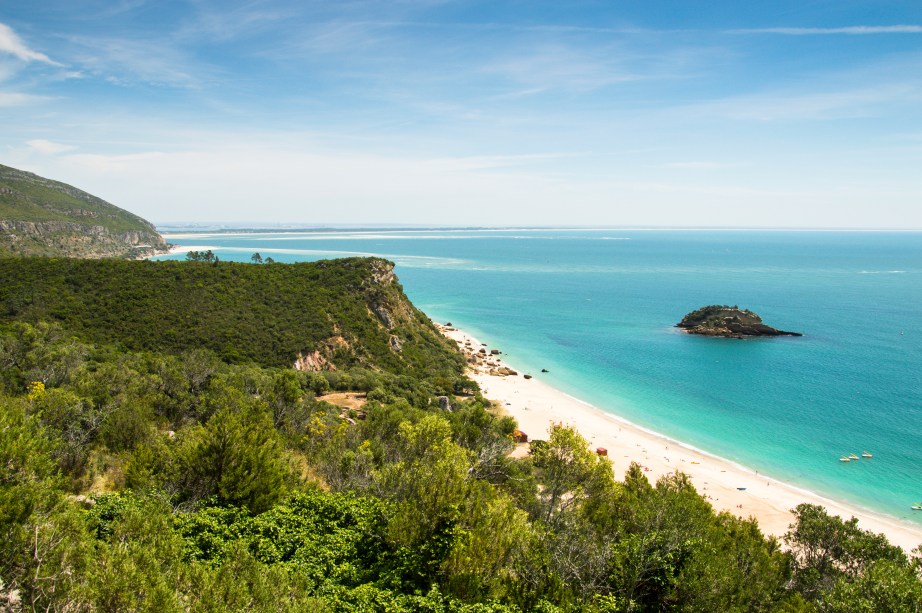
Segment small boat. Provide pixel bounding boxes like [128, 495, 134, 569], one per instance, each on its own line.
[849, 453, 860, 460]
[862, 451, 873, 458]
[839, 456, 851, 462]
[912, 505, 922, 511]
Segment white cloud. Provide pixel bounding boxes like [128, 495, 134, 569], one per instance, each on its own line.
[731, 25, 922, 36]
[663, 161, 743, 170]
[685, 84, 920, 122]
[0, 22, 61, 65]
[0, 91, 51, 107]
[26, 139, 77, 155]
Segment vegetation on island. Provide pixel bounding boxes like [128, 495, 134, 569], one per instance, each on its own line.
[1, 259, 919, 611]
[677, 305, 802, 338]
[0, 163, 166, 258]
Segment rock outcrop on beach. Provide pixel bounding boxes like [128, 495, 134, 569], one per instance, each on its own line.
[677, 305, 802, 338]
[0, 163, 168, 258]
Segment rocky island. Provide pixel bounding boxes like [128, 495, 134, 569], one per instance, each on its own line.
[677, 305, 802, 338]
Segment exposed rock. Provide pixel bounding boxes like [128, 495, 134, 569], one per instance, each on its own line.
[676, 305, 802, 338]
[524, 374, 532, 380]
[437, 395, 451, 411]
[371, 302, 395, 328]
[294, 350, 334, 372]
[368, 259, 396, 286]
[0, 163, 168, 258]
[294, 335, 353, 370]
[389, 334, 403, 352]
[490, 348, 500, 355]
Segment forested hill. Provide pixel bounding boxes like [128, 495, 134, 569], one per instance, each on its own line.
[2, 257, 920, 610]
[0, 163, 167, 258]
[0, 256, 464, 384]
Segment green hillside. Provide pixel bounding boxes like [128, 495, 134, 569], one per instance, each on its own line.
[0, 163, 166, 258]
[1, 257, 918, 611]
[0, 256, 465, 385]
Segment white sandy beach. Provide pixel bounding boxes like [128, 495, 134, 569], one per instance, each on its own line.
[440, 325, 922, 553]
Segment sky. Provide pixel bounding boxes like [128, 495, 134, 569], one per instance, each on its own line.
[1, 1, 921, 228]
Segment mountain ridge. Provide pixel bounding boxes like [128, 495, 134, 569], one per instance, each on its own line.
[0, 163, 167, 258]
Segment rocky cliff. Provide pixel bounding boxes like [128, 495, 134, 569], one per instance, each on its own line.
[0, 163, 167, 258]
[676, 305, 802, 338]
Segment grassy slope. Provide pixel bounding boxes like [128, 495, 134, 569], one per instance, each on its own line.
[0, 163, 157, 233]
[0, 163, 166, 258]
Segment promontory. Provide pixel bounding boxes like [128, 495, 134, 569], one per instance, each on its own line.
[0, 162, 167, 258]
[676, 305, 802, 338]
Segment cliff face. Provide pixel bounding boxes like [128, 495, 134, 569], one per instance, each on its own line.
[0, 164, 167, 258]
[677, 305, 802, 338]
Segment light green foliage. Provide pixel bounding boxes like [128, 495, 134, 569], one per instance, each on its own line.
[530, 425, 618, 526]
[819, 558, 922, 612]
[377, 415, 472, 548]
[0, 395, 60, 560]
[0, 321, 88, 392]
[785, 503, 911, 603]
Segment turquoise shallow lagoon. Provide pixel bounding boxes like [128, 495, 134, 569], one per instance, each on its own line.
[156, 229, 922, 525]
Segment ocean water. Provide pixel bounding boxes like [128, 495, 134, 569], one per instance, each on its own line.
[155, 229, 922, 525]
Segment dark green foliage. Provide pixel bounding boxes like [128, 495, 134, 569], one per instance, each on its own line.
[0, 257, 466, 386]
[187, 249, 217, 262]
[178, 396, 293, 513]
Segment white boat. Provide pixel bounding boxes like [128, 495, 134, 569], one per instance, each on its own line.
[912, 504, 922, 511]
[839, 456, 851, 462]
[862, 451, 873, 458]
[849, 453, 860, 460]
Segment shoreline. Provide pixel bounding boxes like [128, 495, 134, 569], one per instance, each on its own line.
[439, 324, 922, 552]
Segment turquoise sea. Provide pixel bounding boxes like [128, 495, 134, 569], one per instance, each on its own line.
[155, 229, 922, 526]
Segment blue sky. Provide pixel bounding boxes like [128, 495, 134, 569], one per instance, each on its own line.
[1, 1, 921, 228]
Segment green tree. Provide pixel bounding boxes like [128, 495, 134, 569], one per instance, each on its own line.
[530, 425, 616, 526]
[180, 394, 292, 513]
[785, 503, 907, 602]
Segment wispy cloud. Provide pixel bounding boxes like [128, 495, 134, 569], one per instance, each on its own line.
[482, 46, 643, 94]
[0, 91, 52, 107]
[67, 36, 206, 88]
[180, 4, 295, 43]
[686, 83, 921, 122]
[0, 22, 61, 65]
[663, 161, 744, 170]
[26, 139, 77, 155]
[731, 25, 922, 36]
